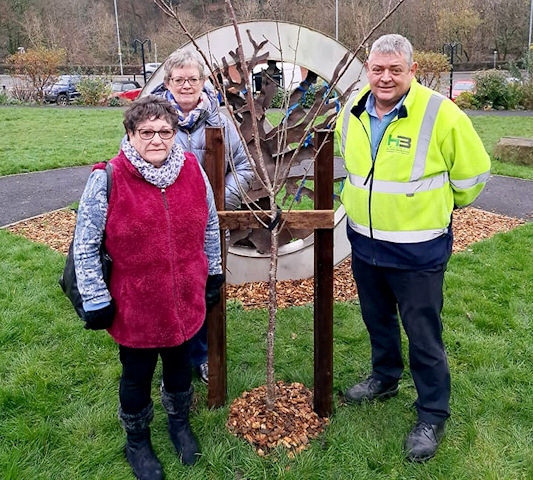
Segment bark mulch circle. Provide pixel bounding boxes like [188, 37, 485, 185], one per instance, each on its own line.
[227, 380, 329, 457]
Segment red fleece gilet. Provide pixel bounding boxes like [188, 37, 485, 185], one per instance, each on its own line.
[100, 151, 208, 348]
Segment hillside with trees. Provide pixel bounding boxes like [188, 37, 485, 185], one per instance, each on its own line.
[0, 0, 531, 70]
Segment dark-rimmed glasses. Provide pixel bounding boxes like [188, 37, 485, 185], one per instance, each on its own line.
[136, 129, 175, 140]
[169, 77, 202, 86]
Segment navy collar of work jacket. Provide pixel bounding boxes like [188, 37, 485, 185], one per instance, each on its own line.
[345, 87, 453, 270]
[350, 89, 408, 118]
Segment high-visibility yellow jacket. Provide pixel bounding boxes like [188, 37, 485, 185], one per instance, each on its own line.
[336, 80, 490, 248]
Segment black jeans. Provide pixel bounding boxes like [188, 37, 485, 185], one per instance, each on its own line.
[351, 256, 451, 424]
[119, 342, 192, 414]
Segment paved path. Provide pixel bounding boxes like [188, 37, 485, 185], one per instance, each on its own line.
[0, 167, 531, 228]
[0, 166, 92, 227]
[473, 175, 532, 221]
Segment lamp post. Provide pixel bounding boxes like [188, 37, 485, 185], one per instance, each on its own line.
[529, 0, 533, 57]
[134, 39, 151, 84]
[113, 0, 123, 76]
[443, 42, 462, 99]
[335, 0, 339, 41]
[493, 50, 497, 69]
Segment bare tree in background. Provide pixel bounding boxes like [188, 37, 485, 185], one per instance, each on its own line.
[0, 0, 530, 67]
[436, 0, 482, 61]
[6, 46, 65, 102]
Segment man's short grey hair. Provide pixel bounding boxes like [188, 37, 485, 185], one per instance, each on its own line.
[163, 49, 206, 83]
[369, 34, 414, 66]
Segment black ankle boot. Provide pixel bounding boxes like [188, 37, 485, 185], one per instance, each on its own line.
[119, 402, 163, 480]
[161, 385, 200, 465]
[125, 430, 163, 480]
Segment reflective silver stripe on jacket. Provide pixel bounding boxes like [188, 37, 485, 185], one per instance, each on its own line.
[347, 217, 448, 242]
[411, 94, 444, 180]
[348, 171, 449, 194]
[451, 171, 491, 190]
[339, 92, 359, 157]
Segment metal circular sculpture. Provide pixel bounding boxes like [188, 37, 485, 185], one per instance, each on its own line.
[143, 21, 367, 283]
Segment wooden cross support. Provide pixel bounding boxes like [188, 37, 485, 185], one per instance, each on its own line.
[204, 127, 334, 418]
[217, 210, 334, 231]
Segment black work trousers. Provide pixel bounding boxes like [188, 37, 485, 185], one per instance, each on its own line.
[351, 256, 451, 424]
[119, 342, 192, 414]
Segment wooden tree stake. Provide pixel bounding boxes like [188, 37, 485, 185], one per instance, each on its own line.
[313, 130, 334, 417]
[205, 127, 227, 407]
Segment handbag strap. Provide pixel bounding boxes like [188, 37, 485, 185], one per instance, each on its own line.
[104, 162, 113, 202]
[102, 162, 113, 245]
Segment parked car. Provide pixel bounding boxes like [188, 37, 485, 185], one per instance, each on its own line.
[141, 62, 162, 78]
[44, 75, 82, 105]
[109, 80, 142, 101]
[451, 80, 475, 101]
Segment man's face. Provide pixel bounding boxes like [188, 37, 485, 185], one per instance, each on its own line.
[365, 52, 417, 110]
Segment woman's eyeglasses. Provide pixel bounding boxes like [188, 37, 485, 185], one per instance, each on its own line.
[169, 77, 202, 86]
[136, 129, 175, 140]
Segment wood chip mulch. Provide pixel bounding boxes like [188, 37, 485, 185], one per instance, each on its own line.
[227, 380, 329, 457]
[3, 206, 525, 457]
[4, 206, 525, 309]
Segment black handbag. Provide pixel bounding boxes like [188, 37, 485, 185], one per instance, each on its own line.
[59, 162, 113, 319]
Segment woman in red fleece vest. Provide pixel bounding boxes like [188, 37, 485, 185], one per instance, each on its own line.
[73, 96, 223, 479]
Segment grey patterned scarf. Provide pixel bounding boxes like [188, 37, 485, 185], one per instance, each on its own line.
[121, 137, 186, 189]
[164, 89, 215, 130]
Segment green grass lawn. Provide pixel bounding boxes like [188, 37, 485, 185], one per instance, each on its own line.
[470, 116, 533, 179]
[0, 224, 531, 479]
[0, 105, 532, 478]
[1, 106, 532, 179]
[0, 106, 124, 175]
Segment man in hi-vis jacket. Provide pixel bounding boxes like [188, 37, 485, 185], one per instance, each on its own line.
[335, 34, 490, 462]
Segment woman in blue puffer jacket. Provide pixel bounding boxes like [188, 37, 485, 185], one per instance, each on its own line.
[153, 48, 254, 383]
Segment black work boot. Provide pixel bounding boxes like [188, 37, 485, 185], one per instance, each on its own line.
[119, 402, 163, 480]
[405, 420, 446, 462]
[161, 385, 200, 466]
[345, 374, 399, 403]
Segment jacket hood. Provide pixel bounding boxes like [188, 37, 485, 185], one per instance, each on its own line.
[201, 87, 223, 123]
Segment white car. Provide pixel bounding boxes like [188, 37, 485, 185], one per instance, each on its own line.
[141, 62, 162, 78]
